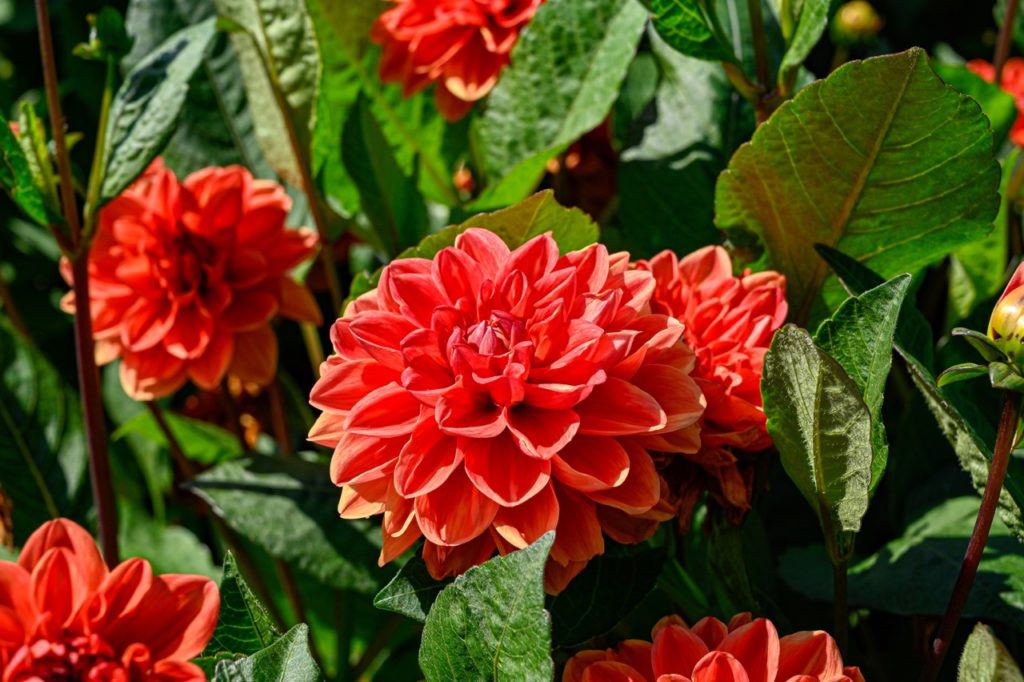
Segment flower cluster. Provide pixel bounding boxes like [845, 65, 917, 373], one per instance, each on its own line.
[0, 519, 219, 681]
[637, 246, 787, 527]
[371, 0, 544, 121]
[564, 613, 863, 682]
[967, 58, 1024, 147]
[62, 160, 321, 400]
[309, 229, 705, 592]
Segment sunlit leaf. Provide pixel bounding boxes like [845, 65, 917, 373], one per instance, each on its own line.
[959, 622, 1024, 682]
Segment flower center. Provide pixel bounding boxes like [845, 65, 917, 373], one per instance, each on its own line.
[165, 230, 221, 300]
[465, 311, 525, 356]
[7, 635, 143, 682]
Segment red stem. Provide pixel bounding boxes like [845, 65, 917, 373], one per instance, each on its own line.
[995, 0, 1020, 85]
[919, 391, 1020, 681]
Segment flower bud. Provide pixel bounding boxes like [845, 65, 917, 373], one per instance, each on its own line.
[989, 263, 1024, 364]
[831, 1, 883, 47]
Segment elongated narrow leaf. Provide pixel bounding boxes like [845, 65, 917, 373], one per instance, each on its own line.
[101, 18, 217, 201]
[762, 325, 873, 558]
[373, 557, 447, 623]
[0, 111, 48, 225]
[717, 48, 1000, 322]
[204, 553, 281, 659]
[213, 0, 320, 188]
[213, 624, 321, 681]
[474, 0, 646, 203]
[419, 533, 554, 682]
[959, 623, 1024, 682]
[188, 457, 381, 593]
[0, 319, 88, 543]
[778, 0, 828, 85]
[815, 275, 911, 491]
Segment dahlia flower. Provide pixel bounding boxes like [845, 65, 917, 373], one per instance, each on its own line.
[62, 160, 321, 400]
[636, 246, 786, 526]
[967, 58, 1024, 146]
[309, 229, 704, 592]
[563, 613, 864, 682]
[371, 0, 544, 121]
[0, 519, 219, 681]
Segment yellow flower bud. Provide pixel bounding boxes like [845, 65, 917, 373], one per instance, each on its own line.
[831, 1, 883, 47]
[990, 283, 1024, 364]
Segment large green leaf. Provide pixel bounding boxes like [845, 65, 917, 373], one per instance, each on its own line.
[761, 324, 873, 559]
[933, 62, 1017, 151]
[101, 18, 217, 202]
[473, 0, 646, 203]
[642, 0, 738, 63]
[0, 110, 48, 225]
[959, 623, 1024, 682]
[780, 497, 1024, 632]
[814, 275, 911, 491]
[213, 624, 322, 681]
[188, 456, 381, 593]
[373, 556, 448, 623]
[203, 553, 281, 660]
[419, 533, 554, 682]
[717, 48, 1001, 323]
[0, 318, 88, 543]
[213, 0, 320, 189]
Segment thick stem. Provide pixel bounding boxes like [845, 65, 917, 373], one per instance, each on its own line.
[919, 391, 1020, 682]
[995, 0, 1020, 85]
[71, 254, 119, 565]
[833, 560, 849, 655]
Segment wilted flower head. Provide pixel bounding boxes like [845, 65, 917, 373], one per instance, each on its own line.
[563, 613, 864, 682]
[62, 160, 321, 400]
[309, 228, 704, 592]
[636, 246, 787, 526]
[371, 0, 544, 121]
[0, 519, 219, 681]
[967, 58, 1024, 147]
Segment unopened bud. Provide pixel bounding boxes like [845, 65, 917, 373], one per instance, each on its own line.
[831, 1, 883, 47]
[990, 263, 1024, 365]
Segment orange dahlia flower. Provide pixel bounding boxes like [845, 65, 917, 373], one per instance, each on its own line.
[0, 519, 219, 681]
[371, 0, 544, 121]
[61, 160, 321, 400]
[309, 229, 704, 592]
[966, 58, 1024, 146]
[564, 613, 864, 682]
[636, 247, 787, 526]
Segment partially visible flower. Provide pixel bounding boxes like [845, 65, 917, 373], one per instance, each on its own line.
[0, 519, 219, 681]
[967, 59, 1024, 147]
[371, 0, 544, 121]
[636, 246, 787, 526]
[563, 613, 864, 682]
[62, 160, 321, 400]
[989, 261, 1024, 367]
[309, 229, 704, 593]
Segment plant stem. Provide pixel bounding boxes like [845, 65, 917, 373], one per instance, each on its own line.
[833, 560, 849, 655]
[746, 0, 772, 122]
[80, 57, 116, 246]
[300, 321, 325, 378]
[919, 391, 1021, 682]
[995, 0, 1020, 85]
[267, 379, 293, 456]
[350, 613, 402, 680]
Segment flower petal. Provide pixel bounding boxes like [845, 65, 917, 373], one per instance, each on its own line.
[505, 405, 580, 459]
[553, 435, 630, 492]
[586, 440, 659, 514]
[493, 483, 558, 549]
[652, 623, 709, 677]
[415, 466, 498, 546]
[717, 619, 780, 682]
[345, 382, 421, 437]
[576, 377, 667, 436]
[463, 432, 552, 506]
[394, 417, 463, 497]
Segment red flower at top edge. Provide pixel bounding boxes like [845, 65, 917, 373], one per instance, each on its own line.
[967, 58, 1024, 146]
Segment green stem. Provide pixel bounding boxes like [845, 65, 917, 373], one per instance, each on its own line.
[746, 0, 772, 121]
[80, 57, 116, 248]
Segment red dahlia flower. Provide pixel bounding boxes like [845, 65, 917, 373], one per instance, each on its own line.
[0, 519, 219, 681]
[636, 247, 787, 527]
[309, 229, 704, 592]
[967, 58, 1024, 147]
[62, 160, 321, 400]
[371, 0, 544, 121]
[564, 613, 864, 682]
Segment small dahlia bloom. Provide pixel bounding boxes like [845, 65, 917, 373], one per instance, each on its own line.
[0, 519, 219, 681]
[371, 0, 544, 121]
[564, 614, 864, 682]
[636, 246, 787, 525]
[309, 229, 704, 592]
[62, 160, 321, 400]
[967, 58, 1024, 146]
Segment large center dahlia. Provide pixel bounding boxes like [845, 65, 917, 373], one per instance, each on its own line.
[309, 229, 704, 592]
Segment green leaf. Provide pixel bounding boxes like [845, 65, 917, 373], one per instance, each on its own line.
[119, 505, 218, 578]
[213, 624, 322, 681]
[777, 0, 828, 87]
[204, 553, 281, 659]
[642, 0, 738, 63]
[762, 324, 873, 560]
[373, 556, 448, 623]
[473, 0, 647, 198]
[549, 547, 665, 647]
[342, 95, 430, 256]
[933, 62, 1017, 151]
[718, 48, 1001, 323]
[0, 110, 49, 225]
[953, 328, 1007, 364]
[212, 0, 320, 189]
[0, 318, 88, 544]
[188, 456, 382, 593]
[101, 18, 217, 202]
[780, 497, 1024, 632]
[959, 622, 1024, 682]
[814, 275, 911, 491]
[74, 7, 133, 61]
[113, 409, 243, 466]
[937, 363, 990, 388]
[419, 533, 554, 682]
[989, 363, 1024, 392]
